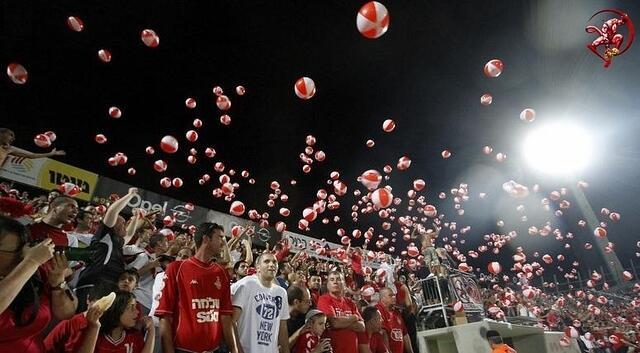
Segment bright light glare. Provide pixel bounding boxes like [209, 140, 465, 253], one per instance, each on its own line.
[523, 122, 592, 175]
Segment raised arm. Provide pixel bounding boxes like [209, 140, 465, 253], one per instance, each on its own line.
[103, 188, 138, 228]
[242, 237, 253, 265]
[9, 146, 66, 159]
[0, 240, 54, 314]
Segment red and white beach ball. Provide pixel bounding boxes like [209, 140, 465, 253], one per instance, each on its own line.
[356, 1, 390, 39]
[7, 63, 28, 84]
[59, 182, 81, 197]
[294, 77, 316, 99]
[333, 180, 347, 196]
[371, 188, 393, 208]
[480, 93, 492, 105]
[609, 212, 621, 222]
[34, 134, 51, 148]
[487, 262, 502, 275]
[397, 156, 411, 170]
[424, 204, 437, 217]
[217, 114, 230, 125]
[564, 326, 579, 338]
[483, 59, 503, 78]
[159, 177, 171, 188]
[361, 169, 382, 190]
[108, 106, 122, 119]
[153, 160, 167, 172]
[407, 245, 419, 257]
[43, 131, 57, 142]
[95, 134, 107, 144]
[216, 95, 231, 110]
[141, 29, 160, 48]
[382, 119, 395, 132]
[303, 208, 317, 222]
[98, 49, 112, 63]
[522, 288, 536, 299]
[519, 108, 536, 123]
[160, 135, 179, 153]
[594, 227, 607, 238]
[185, 98, 197, 109]
[275, 221, 286, 233]
[66, 16, 84, 32]
[172, 178, 183, 188]
[231, 225, 244, 237]
[229, 201, 245, 216]
[186, 130, 198, 142]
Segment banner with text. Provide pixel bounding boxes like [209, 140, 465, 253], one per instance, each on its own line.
[92, 176, 209, 225]
[0, 156, 98, 201]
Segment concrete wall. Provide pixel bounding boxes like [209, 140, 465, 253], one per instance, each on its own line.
[417, 321, 581, 353]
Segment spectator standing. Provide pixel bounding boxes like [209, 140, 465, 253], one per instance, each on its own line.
[317, 271, 365, 353]
[155, 223, 238, 353]
[232, 252, 290, 353]
[288, 285, 312, 347]
[376, 288, 413, 353]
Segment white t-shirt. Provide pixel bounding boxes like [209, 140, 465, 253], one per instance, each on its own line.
[229, 249, 242, 268]
[148, 269, 165, 326]
[231, 275, 290, 353]
[67, 231, 94, 247]
[126, 248, 158, 310]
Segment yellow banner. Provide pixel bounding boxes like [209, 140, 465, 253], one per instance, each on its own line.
[36, 159, 99, 201]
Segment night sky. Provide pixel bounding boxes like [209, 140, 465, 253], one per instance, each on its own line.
[2, 0, 640, 278]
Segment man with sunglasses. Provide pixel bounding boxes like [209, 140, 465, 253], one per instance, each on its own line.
[155, 222, 240, 353]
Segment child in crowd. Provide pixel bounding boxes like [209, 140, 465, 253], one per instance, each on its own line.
[294, 309, 333, 353]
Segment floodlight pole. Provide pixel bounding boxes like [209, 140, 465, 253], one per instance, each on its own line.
[571, 185, 625, 285]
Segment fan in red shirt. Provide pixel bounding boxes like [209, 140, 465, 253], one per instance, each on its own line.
[317, 270, 365, 353]
[293, 309, 332, 353]
[0, 216, 77, 352]
[376, 288, 413, 353]
[78, 291, 155, 353]
[154, 222, 239, 353]
[357, 306, 390, 353]
[44, 282, 117, 353]
[308, 275, 322, 306]
[28, 196, 78, 247]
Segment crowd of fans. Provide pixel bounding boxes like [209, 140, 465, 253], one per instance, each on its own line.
[0, 177, 639, 352]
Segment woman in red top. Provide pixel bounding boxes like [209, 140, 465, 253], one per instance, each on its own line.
[0, 215, 77, 352]
[79, 291, 155, 353]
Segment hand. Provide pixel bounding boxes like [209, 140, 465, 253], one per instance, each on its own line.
[85, 304, 105, 328]
[139, 316, 155, 331]
[22, 238, 55, 265]
[50, 148, 66, 156]
[48, 251, 72, 287]
[312, 338, 332, 353]
[128, 187, 138, 195]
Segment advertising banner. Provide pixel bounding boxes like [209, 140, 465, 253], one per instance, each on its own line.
[0, 157, 98, 201]
[37, 159, 99, 201]
[92, 176, 209, 225]
[449, 272, 484, 313]
[0, 155, 47, 187]
[205, 209, 283, 248]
